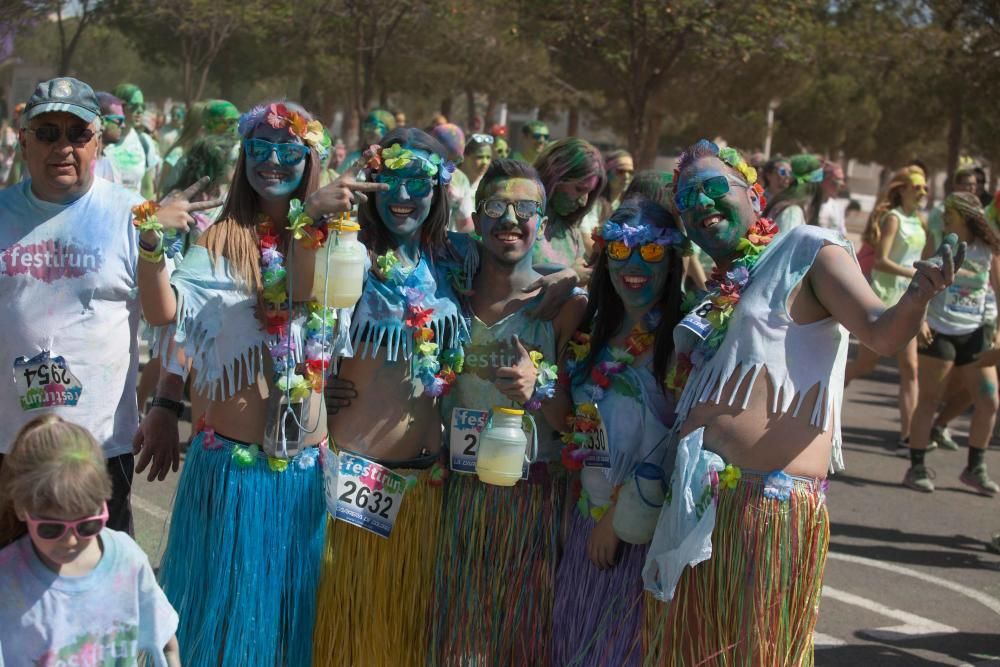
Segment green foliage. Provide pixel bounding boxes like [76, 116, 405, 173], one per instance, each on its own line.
[6, 0, 999, 179]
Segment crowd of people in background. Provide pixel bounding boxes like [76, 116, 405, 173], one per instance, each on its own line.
[0, 75, 993, 666]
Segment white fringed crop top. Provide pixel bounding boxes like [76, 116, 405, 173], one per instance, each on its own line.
[674, 225, 857, 471]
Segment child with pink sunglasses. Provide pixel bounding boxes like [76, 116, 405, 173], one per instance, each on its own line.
[0, 415, 180, 666]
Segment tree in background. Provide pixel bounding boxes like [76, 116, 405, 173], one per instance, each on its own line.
[533, 0, 821, 167]
[107, 0, 279, 104]
[4, 0, 105, 75]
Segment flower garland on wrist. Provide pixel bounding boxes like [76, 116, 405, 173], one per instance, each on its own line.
[664, 217, 778, 395]
[559, 310, 659, 470]
[132, 200, 183, 259]
[524, 351, 558, 411]
[375, 249, 465, 398]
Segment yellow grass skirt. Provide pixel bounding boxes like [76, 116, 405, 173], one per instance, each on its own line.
[313, 464, 443, 667]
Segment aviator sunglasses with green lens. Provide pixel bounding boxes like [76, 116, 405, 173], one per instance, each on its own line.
[243, 138, 311, 166]
[375, 173, 434, 197]
[479, 199, 542, 221]
[674, 174, 749, 213]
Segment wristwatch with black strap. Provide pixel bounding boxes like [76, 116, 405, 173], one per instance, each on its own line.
[150, 396, 184, 418]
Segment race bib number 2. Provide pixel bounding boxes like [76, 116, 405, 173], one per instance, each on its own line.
[13, 351, 82, 411]
[327, 452, 408, 539]
[449, 408, 489, 473]
[449, 407, 530, 479]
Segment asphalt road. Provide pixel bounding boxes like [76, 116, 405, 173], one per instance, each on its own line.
[129, 347, 1000, 666]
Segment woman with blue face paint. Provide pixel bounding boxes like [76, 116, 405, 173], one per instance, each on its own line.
[313, 132, 579, 666]
[551, 196, 685, 666]
[313, 127, 474, 666]
[134, 101, 382, 666]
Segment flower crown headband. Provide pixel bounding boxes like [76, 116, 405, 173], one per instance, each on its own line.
[238, 103, 325, 151]
[366, 143, 456, 187]
[594, 220, 692, 254]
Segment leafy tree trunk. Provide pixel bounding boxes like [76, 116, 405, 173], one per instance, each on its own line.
[484, 93, 497, 127]
[351, 29, 364, 125]
[626, 88, 650, 167]
[946, 95, 962, 186]
[639, 108, 664, 167]
[465, 87, 476, 130]
[567, 106, 579, 137]
[55, 0, 95, 75]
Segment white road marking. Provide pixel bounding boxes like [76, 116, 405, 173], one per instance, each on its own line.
[812, 632, 847, 647]
[823, 586, 957, 637]
[131, 493, 171, 522]
[827, 552, 1000, 616]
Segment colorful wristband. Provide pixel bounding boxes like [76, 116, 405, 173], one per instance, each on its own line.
[138, 234, 165, 263]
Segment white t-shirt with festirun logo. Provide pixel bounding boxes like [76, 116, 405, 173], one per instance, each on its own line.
[0, 178, 143, 457]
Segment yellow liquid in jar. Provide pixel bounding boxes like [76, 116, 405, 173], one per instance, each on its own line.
[475, 446, 524, 486]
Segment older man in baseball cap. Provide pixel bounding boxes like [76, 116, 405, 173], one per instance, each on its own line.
[0, 77, 216, 533]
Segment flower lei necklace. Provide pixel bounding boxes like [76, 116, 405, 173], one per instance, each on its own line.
[665, 217, 778, 395]
[560, 309, 659, 470]
[374, 249, 465, 397]
[257, 215, 337, 401]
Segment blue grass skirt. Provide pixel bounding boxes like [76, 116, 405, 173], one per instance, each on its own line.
[158, 431, 326, 667]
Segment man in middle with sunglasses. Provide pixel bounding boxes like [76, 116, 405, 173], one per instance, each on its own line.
[431, 157, 587, 665]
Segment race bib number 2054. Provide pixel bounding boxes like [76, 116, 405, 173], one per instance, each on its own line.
[13, 351, 82, 411]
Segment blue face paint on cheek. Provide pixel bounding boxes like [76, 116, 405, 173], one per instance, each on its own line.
[245, 153, 306, 200]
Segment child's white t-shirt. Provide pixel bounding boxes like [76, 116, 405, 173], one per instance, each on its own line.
[0, 528, 178, 667]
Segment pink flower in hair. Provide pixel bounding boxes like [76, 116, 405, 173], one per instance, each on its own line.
[266, 103, 289, 129]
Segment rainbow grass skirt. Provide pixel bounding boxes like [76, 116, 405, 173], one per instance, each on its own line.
[644, 471, 829, 667]
[432, 464, 567, 666]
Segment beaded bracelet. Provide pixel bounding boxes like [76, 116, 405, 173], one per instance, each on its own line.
[524, 351, 559, 411]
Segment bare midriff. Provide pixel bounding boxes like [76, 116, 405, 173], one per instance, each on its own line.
[680, 365, 834, 479]
[329, 351, 440, 462]
[204, 356, 327, 448]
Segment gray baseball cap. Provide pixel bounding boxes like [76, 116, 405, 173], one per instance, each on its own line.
[25, 77, 100, 124]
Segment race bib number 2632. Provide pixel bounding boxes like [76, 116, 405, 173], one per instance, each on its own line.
[324, 451, 408, 539]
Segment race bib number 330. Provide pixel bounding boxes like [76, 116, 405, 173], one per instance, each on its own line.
[13, 351, 82, 411]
